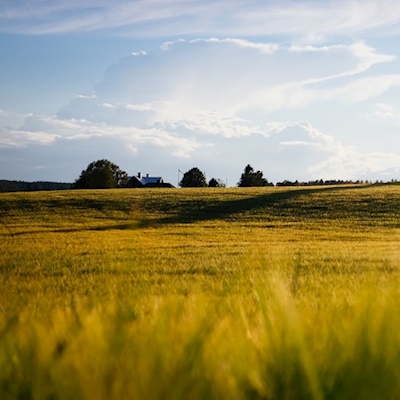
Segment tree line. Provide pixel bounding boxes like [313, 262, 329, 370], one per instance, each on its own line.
[0, 180, 72, 193]
[2, 159, 398, 192]
[73, 160, 379, 189]
[74, 161, 274, 188]
[179, 165, 274, 188]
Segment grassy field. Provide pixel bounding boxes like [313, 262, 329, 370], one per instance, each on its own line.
[1, 185, 400, 399]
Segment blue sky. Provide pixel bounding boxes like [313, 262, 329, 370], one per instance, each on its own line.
[2, 1, 400, 186]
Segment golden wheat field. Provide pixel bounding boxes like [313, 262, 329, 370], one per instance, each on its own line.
[1, 185, 400, 399]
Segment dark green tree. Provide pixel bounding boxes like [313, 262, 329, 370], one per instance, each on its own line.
[208, 178, 225, 187]
[238, 164, 272, 187]
[74, 159, 129, 189]
[179, 167, 207, 187]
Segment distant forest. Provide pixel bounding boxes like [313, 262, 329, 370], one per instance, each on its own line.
[1, 178, 399, 193]
[0, 180, 73, 193]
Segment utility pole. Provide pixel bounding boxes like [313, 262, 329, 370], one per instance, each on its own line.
[177, 169, 184, 187]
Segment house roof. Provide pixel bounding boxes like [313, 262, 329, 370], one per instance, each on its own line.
[131, 173, 164, 186]
[140, 176, 163, 185]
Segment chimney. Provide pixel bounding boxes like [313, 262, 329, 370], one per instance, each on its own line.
[146, 173, 150, 178]
[137, 172, 142, 179]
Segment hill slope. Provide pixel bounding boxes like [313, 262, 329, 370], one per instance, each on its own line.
[1, 185, 400, 399]
[1, 184, 399, 230]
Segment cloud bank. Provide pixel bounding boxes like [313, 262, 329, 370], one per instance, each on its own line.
[1, 36, 400, 184]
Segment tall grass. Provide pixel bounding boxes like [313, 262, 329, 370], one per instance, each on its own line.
[1, 185, 400, 399]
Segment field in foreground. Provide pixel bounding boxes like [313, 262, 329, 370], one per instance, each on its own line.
[1, 185, 400, 399]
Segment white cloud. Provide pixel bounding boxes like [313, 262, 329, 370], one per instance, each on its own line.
[17, 114, 204, 157]
[366, 102, 400, 137]
[289, 41, 395, 78]
[0, 126, 59, 148]
[154, 111, 264, 138]
[262, 121, 400, 181]
[3, 0, 400, 39]
[97, 102, 158, 112]
[99, 103, 117, 109]
[233, 0, 400, 39]
[371, 102, 397, 119]
[310, 148, 400, 180]
[3, 109, 400, 183]
[78, 94, 97, 99]
[323, 74, 400, 103]
[174, 39, 393, 114]
[238, 41, 396, 112]
[189, 38, 279, 54]
[160, 38, 186, 51]
[131, 50, 147, 56]
[44, 36, 400, 183]
[280, 140, 316, 146]
[124, 103, 157, 111]
[3, 31, 400, 183]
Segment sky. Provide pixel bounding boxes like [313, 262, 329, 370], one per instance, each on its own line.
[2, 1, 400, 186]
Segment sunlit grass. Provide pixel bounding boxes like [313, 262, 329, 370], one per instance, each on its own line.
[1, 185, 400, 398]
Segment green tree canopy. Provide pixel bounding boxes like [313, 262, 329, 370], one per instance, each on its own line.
[238, 164, 272, 187]
[74, 159, 129, 189]
[179, 167, 207, 187]
[208, 178, 226, 187]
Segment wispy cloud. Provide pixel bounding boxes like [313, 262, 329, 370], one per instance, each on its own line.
[131, 50, 148, 56]
[125, 103, 156, 111]
[99, 103, 117, 109]
[371, 102, 397, 119]
[97, 102, 158, 111]
[289, 42, 396, 78]
[159, 38, 396, 114]
[0, 126, 59, 148]
[78, 94, 96, 99]
[189, 38, 279, 54]
[3, 0, 400, 38]
[15, 114, 205, 157]
[154, 111, 264, 139]
[323, 74, 400, 103]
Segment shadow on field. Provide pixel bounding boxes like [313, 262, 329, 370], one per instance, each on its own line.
[154, 185, 371, 225]
[1, 185, 372, 236]
[83, 184, 371, 231]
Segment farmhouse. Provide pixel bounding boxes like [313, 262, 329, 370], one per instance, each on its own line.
[128, 172, 174, 188]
